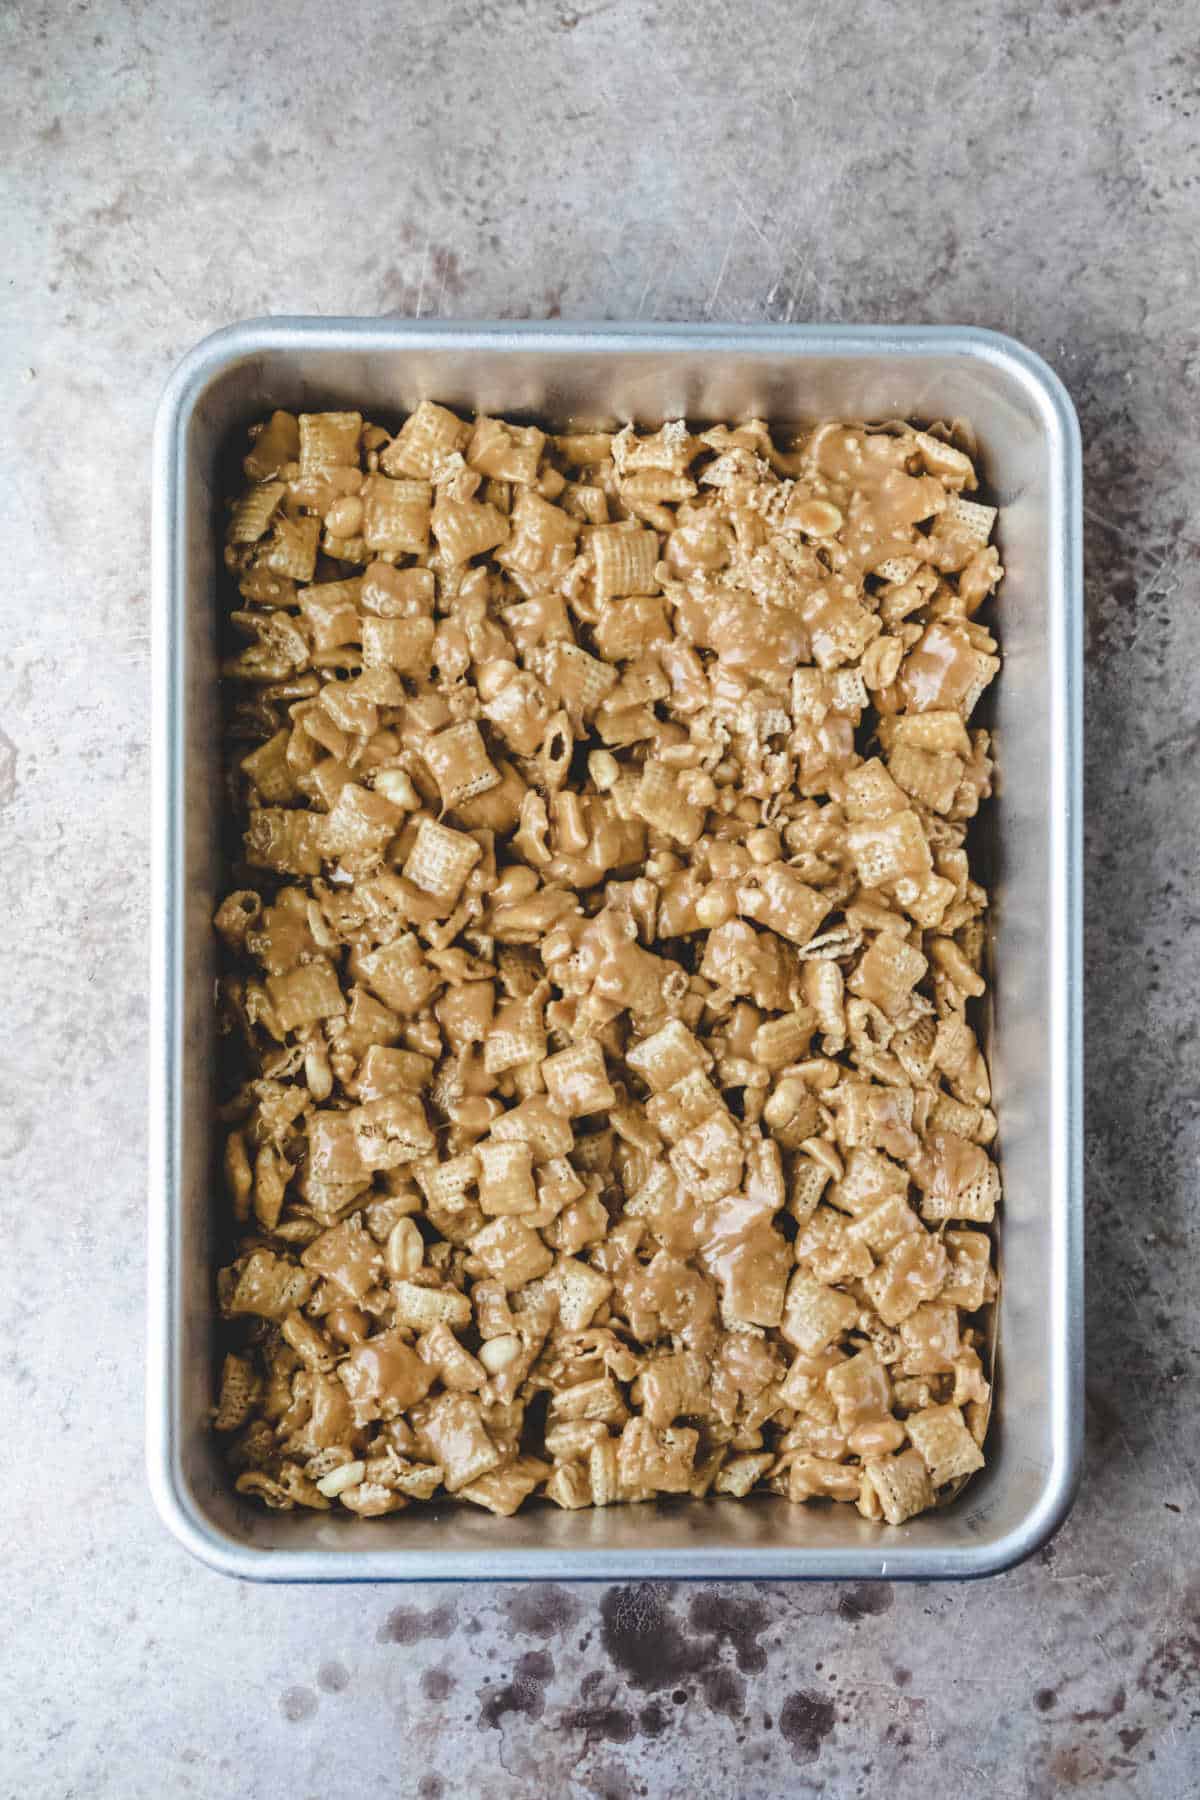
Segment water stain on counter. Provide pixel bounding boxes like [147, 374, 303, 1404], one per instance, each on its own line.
[477, 1649, 555, 1730]
[278, 1685, 318, 1723]
[504, 1584, 583, 1640]
[420, 1667, 456, 1703]
[778, 1689, 837, 1764]
[557, 1701, 637, 1745]
[836, 1584, 894, 1623]
[597, 1584, 772, 1695]
[377, 1601, 457, 1646]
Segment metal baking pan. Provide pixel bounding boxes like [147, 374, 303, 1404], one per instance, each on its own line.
[149, 319, 1082, 1581]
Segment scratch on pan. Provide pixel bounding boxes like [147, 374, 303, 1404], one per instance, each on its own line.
[706, 221, 739, 318]
[414, 237, 432, 320]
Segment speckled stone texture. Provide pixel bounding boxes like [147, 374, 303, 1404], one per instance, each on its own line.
[2, 0, 1198, 1794]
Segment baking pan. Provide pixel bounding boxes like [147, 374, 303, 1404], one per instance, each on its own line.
[149, 319, 1082, 1580]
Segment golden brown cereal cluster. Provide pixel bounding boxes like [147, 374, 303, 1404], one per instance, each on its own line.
[214, 401, 1002, 1524]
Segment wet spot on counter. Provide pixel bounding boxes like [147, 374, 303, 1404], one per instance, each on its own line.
[477, 1650, 552, 1729]
[559, 1702, 637, 1744]
[687, 1592, 771, 1672]
[316, 1661, 349, 1694]
[279, 1686, 318, 1723]
[600, 1585, 700, 1691]
[520, 1650, 555, 1684]
[779, 1690, 836, 1764]
[421, 1668, 455, 1703]
[700, 1666, 745, 1719]
[893, 1667, 912, 1688]
[672, 1689, 688, 1704]
[378, 1602, 456, 1646]
[1034, 1687, 1058, 1713]
[588, 1768, 636, 1800]
[506, 1584, 583, 1639]
[837, 1583, 894, 1623]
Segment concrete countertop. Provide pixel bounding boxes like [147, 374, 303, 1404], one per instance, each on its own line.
[4, 2, 1197, 1795]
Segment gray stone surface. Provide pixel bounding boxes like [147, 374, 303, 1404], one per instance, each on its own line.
[2, 0, 1198, 1794]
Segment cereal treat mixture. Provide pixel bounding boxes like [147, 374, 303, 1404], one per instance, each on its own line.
[213, 403, 1002, 1524]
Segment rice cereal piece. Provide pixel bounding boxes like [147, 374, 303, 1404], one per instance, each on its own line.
[848, 935, 928, 1019]
[213, 1353, 261, 1432]
[780, 1270, 858, 1354]
[391, 1278, 473, 1332]
[860, 1448, 935, 1523]
[351, 1094, 435, 1170]
[588, 1436, 621, 1506]
[545, 642, 618, 723]
[420, 1393, 504, 1492]
[266, 958, 346, 1032]
[354, 934, 442, 1015]
[264, 514, 320, 582]
[380, 401, 471, 479]
[432, 496, 510, 563]
[626, 1018, 712, 1093]
[477, 1138, 539, 1216]
[229, 480, 285, 544]
[617, 1417, 698, 1494]
[590, 524, 661, 599]
[906, 1402, 986, 1488]
[299, 410, 362, 472]
[917, 1133, 1000, 1223]
[402, 818, 482, 909]
[244, 410, 300, 481]
[862, 1231, 949, 1327]
[422, 720, 501, 810]
[244, 808, 323, 877]
[900, 621, 998, 719]
[939, 1230, 995, 1312]
[318, 783, 405, 859]
[547, 1257, 614, 1331]
[361, 474, 432, 556]
[468, 1218, 554, 1290]
[467, 416, 546, 485]
[542, 1039, 617, 1117]
[489, 1095, 575, 1162]
[225, 1249, 314, 1321]
[484, 993, 548, 1077]
[545, 1463, 592, 1509]
[460, 1458, 544, 1516]
[846, 810, 932, 889]
[302, 1214, 381, 1301]
[548, 1376, 628, 1427]
[418, 1321, 488, 1393]
[360, 615, 435, 676]
[632, 763, 704, 846]
[714, 1452, 774, 1498]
